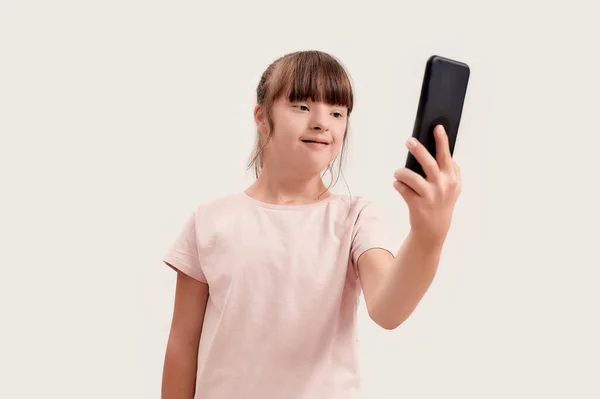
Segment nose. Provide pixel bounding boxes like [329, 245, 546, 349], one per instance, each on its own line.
[310, 109, 329, 131]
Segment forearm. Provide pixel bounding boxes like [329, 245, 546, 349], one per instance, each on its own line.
[161, 337, 199, 399]
[374, 230, 444, 329]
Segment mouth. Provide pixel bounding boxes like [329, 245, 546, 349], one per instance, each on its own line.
[301, 139, 330, 145]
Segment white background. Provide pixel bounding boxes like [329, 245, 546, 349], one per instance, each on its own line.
[1, 1, 599, 398]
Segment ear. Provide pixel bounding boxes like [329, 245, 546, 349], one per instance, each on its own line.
[254, 104, 267, 135]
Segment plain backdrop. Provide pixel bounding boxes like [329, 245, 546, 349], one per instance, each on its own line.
[1, 1, 599, 398]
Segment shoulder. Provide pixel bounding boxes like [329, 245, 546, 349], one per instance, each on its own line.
[177, 193, 252, 245]
[177, 192, 249, 232]
[190, 192, 249, 217]
[328, 194, 386, 222]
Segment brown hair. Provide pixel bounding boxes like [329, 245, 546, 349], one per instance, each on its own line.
[247, 50, 354, 188]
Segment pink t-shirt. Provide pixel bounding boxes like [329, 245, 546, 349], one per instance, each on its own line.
[163, 192, 394, 398]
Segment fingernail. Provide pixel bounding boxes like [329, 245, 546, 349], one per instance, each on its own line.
[407, 138, 417, 148]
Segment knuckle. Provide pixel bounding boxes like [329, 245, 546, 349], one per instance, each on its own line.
[424, 159, 438, 172]
[424, 189, 436, 204]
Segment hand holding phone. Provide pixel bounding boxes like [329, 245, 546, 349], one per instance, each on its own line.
[394, 55, 469, 242]
[394, 122, 463, 243]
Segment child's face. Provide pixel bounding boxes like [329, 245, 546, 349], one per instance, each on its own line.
[259, 97, 348, 177]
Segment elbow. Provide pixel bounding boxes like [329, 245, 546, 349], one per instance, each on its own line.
[367, 306, 406, 331]
[382, 321, 402, 331]
[375, 318, 403, 331]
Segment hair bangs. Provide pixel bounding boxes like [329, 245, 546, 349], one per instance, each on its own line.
[270, 52, 354, 113]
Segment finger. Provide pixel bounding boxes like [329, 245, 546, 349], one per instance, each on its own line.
[393, 180, 418, 204]
[394, 167, 429, 197]
[453, 161, 462, 192]
[434, 125, 452, 171]
[453, 161, 461, 178]
[407, 137, 439, 180]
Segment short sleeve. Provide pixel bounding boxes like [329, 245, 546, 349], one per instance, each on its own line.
[162, 212, 207, 283]
[350, 200, 396, 276]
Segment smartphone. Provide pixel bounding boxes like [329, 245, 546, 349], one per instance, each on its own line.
[405, 55, 470, 178]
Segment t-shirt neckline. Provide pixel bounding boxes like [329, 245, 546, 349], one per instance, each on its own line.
[241, 191, 337, 210]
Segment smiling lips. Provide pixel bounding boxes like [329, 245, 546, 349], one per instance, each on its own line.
[301, 138, 330, 145]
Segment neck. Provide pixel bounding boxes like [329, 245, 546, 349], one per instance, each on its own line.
[245, 165, 331, 205]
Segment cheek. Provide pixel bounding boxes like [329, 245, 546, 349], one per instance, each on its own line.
[270, 129, 297, 153]
[332, 131, 346, 150]
[330, 142, 343, 158]
[272, 117, 300, 140]
[333, 122, 347, 141]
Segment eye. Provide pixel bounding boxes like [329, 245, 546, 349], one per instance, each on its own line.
[332, 112, 344, 119]
[294, 104, 309, 112]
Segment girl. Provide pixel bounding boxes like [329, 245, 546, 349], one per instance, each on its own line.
[161, 50, 461, 398]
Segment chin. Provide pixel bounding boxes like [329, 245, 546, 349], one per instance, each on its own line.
[290, 152, 337, 176]
[292, 161, 330, 177]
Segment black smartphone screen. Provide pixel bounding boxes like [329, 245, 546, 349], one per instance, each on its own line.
[405, 55, 470, 178]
